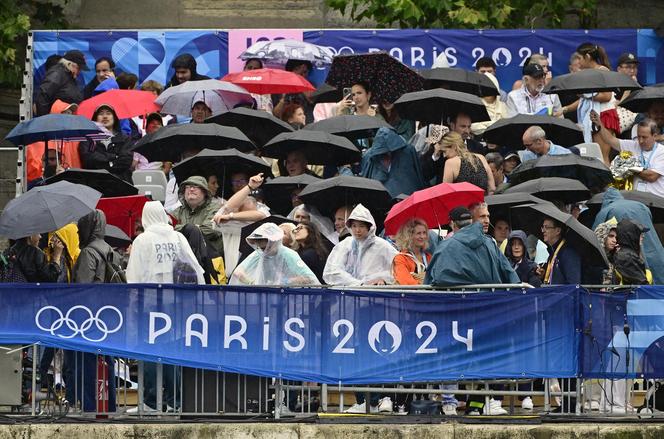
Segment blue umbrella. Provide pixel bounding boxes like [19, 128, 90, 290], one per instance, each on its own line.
[4, 114, 103, 145]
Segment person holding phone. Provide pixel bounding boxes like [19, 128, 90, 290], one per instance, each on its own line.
[336, 82, 376, 116]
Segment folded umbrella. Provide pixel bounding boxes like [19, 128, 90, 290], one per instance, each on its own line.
[172, 149, 271, 199]
[581, 190, 664, 225]
[384, 182, 485, 235]
[205, 107, 293, 148]
[131, 123, 256, 163]
[303, 115, 391, 141]
[262, 130, 361, 166]
[105, 224, 132, 248]
[485, 193, 546, 222]
[262, 175, 321, 215]
[394, 89, 490, 125]
[511, 202, 608, 268]
[504, 177, 591, 204]
[325, 52, 424, 104]
[420, 68, 499, 97]
[76, 89, 159, 119]
[618, 85, 664, 113]
[155, 79, 253, 116]
[5, 114, 103, 145]
[543, 69, 642, 95]
[0, 181, 101, 239]
[97, 194, 151, 239]
[42, 168, 138, 198]
[508, 154, 612, 191]
[298, 175, 392, 218]
[239, 39, 334, 68]
[482, 114, 584, 148]
[222, 68, 315, 95]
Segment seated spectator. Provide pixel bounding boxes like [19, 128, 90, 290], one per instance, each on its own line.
[614, 219, 652, 285]
[83, 56, 115, 99]
[333, 205, 353, 239]
[630, 101, 664, 142]
[485, 152, 508, 190]
[470, 73, 508, 136]
[230, 223, 320, 286]
[274, 149, 323, 178]
[323, 204, 398, 286]
[470, 202, 491, 234]
[116, 72, 138, 90]
[420, 124, 448, 185]
[392, 218, 431, 285]
[172, 176, 223, 254]
[272, 59, 315, 123]
[132, 112, 166, 171]
[243, 58, 273, 112]
[450, 112, 486, 154]
[425, 206, 518, 286]
[35, 50, 87, 116]
[293, 223, 329, 283]
[492, 218, 511, 248]
[521, 125, 571, 162]
[539, 216, 582, 285]
[336, 81, 376, 117]
[506, 63, 561, 117]
[279, 223, 297, 249]
[377, 101, 415, 141]
[569, 52, 582, 73]
[505, 231, 541, 287]
[79, 104, 134, 182]
[361, 127, 425, 198]
[475, 57, 508, 102]
[288, 204, 337, 245]
[280, 103, 306, 130]
[167, 53, 210, 88]
[503, 153, 521, 176]
[191, 99, 212, 124]
[440, 132, 495, 194]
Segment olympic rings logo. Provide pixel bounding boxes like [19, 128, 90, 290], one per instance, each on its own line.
[35, 305, 123, 342]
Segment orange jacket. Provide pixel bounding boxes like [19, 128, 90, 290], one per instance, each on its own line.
[392, 251, 431, 285]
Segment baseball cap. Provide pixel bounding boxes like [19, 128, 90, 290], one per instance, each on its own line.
[63, 50, 90, 71]
[449, 206, 472, 222]
[522, 63, 545, 78]
[504, 152, 521, 163]
[617, 52, 639, 66]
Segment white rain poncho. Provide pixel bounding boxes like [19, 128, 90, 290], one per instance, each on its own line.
[126, 201, 205, 284]
[287, 204, 338, 245]
[229, 222, 320, 286]
[323, 204, 398, 286]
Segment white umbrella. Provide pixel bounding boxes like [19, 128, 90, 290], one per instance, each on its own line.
[239, 39, 334, 68]
[155, 79, 253, 116]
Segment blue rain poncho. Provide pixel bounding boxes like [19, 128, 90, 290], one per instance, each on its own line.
[229, 222, 320, 286]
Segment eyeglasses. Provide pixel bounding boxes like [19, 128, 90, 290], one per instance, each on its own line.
[541, 225, 557, 231]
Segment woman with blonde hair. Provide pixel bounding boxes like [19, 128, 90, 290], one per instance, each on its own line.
[440, 131, 495, 194]
[392, 218, 431, 285]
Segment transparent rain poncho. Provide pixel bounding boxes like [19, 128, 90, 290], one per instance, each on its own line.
[323, 204, 398, 286]
[287, 204, 338, 245]
[126, 201, 205, 284]
[229, 222, 320, 286]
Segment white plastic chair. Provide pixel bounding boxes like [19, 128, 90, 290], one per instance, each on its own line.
[132, 169, 168, 188]
[576, 142, 604, 162]
[136, 184, 165, 202]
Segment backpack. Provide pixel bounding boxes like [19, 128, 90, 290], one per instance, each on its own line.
[0, 250, 27, 283]
[90, 246, 127, 283]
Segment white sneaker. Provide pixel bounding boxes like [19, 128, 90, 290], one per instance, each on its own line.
[378, 397, 393, 413]
[583, 400, 600, 411]
[442, 403, 458, 416]
[485, 398, 508, 415]
[345, 402, 375, 414]
[521, 397, 534, 410]
[126, 403, 158, 415]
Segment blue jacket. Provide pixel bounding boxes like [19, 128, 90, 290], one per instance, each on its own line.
[593, 188, 664, 284]
[544, 239, 582, 285]
[361, 127, 425, 198]
[425, 222, 520, 287]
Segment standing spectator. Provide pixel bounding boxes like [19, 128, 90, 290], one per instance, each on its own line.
[505, 231, 541, 287]
[616, 52, 639, 82]
[539, 216, 582, 285]
[167, 53, 210, 88]
[35, 50, 88, 116]
[323, 204, 398, 286]
[614, 219, 652, 285]
[72, 210, 117, 412]
[83, 57, 115, 99]
[471, 73, 508, 136]
[511, 54, 553, 90]
[8, 233, 62, 283]
[293, 222, 329, 283]
[475, 57, 508, 101]
[79, 104, 134, 182]
[630, 101, 664, 142]
[392, 218, 431, 285]
[521, 126, 571, 162]
[569, 52, 583, 73]
[336, 82, 376, 117]
[440, 132, 495, 194]
[506, 63, 562, 117]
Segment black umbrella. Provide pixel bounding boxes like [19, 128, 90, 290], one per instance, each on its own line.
[205, 107, 293, 148]
[618, 85, 664, 113]
[485, 193, 545, 222]
[325, 52, 424, 104]
[543, 69, 641, 95]
[511, 202, 609, 268]
[238, 215, 297, 263]
[504, 177, 591, 204]
[262, 130, 361, 166]
[0, 181, 101, 239]
[172, 149, 272, 199]
[311, 83, 343, 104]
[508, 154, 612, 192]
[582, 190, 664, 224]
[482, 114, 584, 148]
[420, 68, 499, 97]
[131, 123, 256, 163]
[303, 115, 391, 141]
[262, 175, 321, 215]
[42, 168, 138, 198]
[394, 89, 490, 125]
[105, 224, 131, 248]
[298, 175, 392, 217]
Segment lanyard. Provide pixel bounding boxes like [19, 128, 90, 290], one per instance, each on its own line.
[640, 143, 659, 169]
[544, 239, 566, 284]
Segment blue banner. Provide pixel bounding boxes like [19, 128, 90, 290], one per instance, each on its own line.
[0, 284, 578, 383]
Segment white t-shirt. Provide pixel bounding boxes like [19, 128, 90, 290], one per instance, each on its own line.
[618, 139, 664, 197]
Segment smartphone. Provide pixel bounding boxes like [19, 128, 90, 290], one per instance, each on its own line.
[342, 87, 352, 100]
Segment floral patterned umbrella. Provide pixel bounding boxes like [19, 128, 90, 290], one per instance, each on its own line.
[239, 39, 334, 68]
[325, 52, 424, 104]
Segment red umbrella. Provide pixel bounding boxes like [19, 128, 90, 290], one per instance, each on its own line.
[96, 195, 151, 239]
[384, 182, 485, 235]
[221, 68, 315, 94]
[77, 89, 159, 119]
